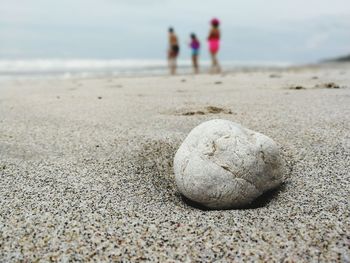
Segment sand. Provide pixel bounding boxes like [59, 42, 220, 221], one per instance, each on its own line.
[0, 64, 349, 261]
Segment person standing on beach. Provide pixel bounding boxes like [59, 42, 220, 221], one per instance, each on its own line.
[208, 18, 221, 73]
[189, 33, 200, 74]
[168, 27, 179, 75]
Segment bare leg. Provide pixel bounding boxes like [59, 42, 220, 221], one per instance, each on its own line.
[168, 56, 172, 74]
[168, 57, 176, 75]
[211, 53, 221, 74]
[192, 55, 199, 74]
[210, 53, 216, 74]
[215, 55, 221, 74]
[171, 58, 177, 75]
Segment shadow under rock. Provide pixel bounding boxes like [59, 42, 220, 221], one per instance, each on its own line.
[245, 183, 286, 209]
[180, 183, 286, 211]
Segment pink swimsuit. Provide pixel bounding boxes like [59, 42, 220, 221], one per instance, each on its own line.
[208, 30, 220, 54]
[209, 39, 220, 54]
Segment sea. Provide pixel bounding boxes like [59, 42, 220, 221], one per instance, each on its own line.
[0, 59, 292, 80]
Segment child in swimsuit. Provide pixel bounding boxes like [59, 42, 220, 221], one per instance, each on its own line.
[168, 27, 179, 75]
[190, 33, 200, 74]
[208, 18, 221, 73]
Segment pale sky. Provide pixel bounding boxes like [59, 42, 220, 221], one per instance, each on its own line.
[1, 0, 350, 63]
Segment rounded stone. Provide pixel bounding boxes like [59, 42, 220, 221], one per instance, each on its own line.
[174, 119, 284, 209]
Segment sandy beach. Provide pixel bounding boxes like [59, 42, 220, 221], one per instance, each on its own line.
[0, 64, 349, 261]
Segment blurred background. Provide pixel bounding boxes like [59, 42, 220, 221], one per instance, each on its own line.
[1, 0, 350, 77]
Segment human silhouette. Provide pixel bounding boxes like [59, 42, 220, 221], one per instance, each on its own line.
[168, 27, 179, 75]
[189, 33, 200, 74]
[208, 18, 221, 73]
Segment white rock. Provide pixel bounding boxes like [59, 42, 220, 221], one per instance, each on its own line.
[174, 119, 284, 209]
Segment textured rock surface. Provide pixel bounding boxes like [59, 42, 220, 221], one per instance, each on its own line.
[174, 119, 284, 209]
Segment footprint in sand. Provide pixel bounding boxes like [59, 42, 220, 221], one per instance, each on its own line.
[315, 82, 340, 89]
[289, 85, 305, 90]
[179, 106, 233, 116]
[269, 74, 282, 78]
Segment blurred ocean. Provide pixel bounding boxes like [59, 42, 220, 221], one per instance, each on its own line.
[0, 59, 292, 80]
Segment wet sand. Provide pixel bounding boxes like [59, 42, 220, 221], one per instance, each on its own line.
[0, 64, 349, 261]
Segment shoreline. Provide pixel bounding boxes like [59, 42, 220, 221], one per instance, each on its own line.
[1, 61, 349, 82]
[0, 59, 297, 81]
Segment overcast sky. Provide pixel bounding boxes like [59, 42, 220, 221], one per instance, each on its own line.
[1, 0, 350, 63]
